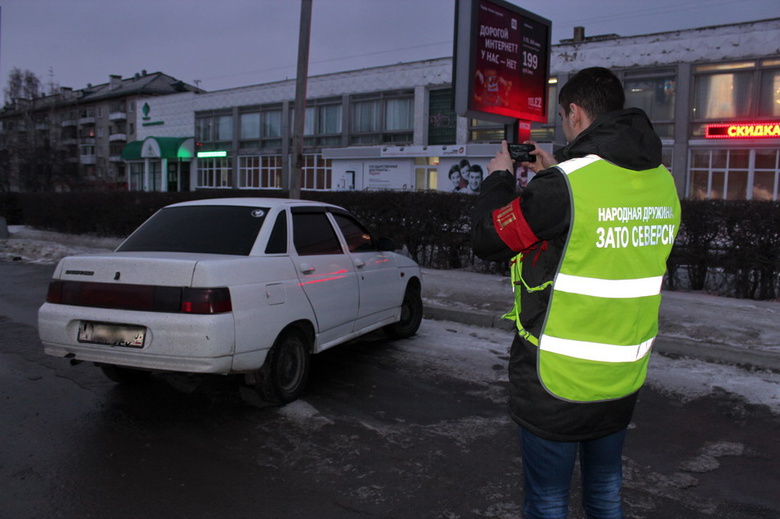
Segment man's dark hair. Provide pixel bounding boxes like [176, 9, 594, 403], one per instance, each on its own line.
[558, 67, 625, 119]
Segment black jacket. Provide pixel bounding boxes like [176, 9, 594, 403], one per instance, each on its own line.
[471, 108, 664, 441]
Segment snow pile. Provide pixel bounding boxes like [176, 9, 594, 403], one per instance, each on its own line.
[0, 227, 123, 264]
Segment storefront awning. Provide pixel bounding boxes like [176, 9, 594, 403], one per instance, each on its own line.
[120, 136, 194, 160]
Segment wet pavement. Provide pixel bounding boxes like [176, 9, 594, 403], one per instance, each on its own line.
[1, 249, 779, 518]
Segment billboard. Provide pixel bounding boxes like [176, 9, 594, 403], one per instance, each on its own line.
[453, 0, 551, 124]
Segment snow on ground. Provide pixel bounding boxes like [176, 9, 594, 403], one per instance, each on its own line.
[402, 317, 780, 415]
[0, 226, 123, 264]
[3, 225, 779, 414]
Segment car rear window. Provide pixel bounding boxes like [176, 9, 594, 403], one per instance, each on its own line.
[117, 206, 269, 255]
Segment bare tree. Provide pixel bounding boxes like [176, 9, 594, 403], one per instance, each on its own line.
[1, 68, 61, 191]
[4, 67, 42, 106]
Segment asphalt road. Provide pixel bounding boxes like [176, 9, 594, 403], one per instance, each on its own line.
[1, 261, 778, 519]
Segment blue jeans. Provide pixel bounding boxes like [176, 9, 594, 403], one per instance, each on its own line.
[519, 427, 627, 519]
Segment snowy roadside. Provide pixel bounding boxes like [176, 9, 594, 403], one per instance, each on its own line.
[2, 225, 779, 414]
[0, 226, 123, 264]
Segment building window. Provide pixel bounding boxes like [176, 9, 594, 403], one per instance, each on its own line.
[196, 117, 212, 142]
[754, 149, 780, 201]
[623, 70, 676, 139]
[290, 99, 342, 147]
[414, 157, 438, 191]
[693, 61, 756, 122]
[239, 155, 283, 189]
[428, 89, 456, 145]
[215, 115, 233, 141]
[261, 109, 282, 148]
[759, 63, 780, 117]
[240, 107, 283, 149]
[198, 157, 232, 188]
[297, 100, 342, 147]
[352, 99, 380, 134]
[385, 98, 413, 131]
[129, 163, 144, 190]
[687, 60, 780, 137]
[300, 154, 331, 190]
[469, 118, 504, 142]
[240, 112, 260, 140]
[350, 91, 413, 145]
[688, 148, 778, 201]
[304, 103, 342, 134]
[196, 112, 233, 149]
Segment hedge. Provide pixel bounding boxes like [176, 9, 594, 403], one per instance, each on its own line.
[1, 190, 778, 300]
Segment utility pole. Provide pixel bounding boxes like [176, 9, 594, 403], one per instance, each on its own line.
[290, 0, 312, 199]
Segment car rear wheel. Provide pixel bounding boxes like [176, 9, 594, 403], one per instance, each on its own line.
[99, 365, 151, 384]
[258, 329, 311, 404]
[383, 281, 423, 340]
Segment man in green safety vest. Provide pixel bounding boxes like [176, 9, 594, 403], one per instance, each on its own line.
[471, 67, 680, 519]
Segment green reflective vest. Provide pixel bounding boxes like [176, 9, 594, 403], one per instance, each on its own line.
[504, 154, 681, 402]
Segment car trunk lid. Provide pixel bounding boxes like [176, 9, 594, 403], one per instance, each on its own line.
[54, 253, 199, 286]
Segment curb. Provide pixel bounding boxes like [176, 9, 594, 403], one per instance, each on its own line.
[422, 303, 780, 372]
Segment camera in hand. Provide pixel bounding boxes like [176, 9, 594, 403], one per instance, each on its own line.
[508, 143, 536, 163]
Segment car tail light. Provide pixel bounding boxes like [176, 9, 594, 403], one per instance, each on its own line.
[46, 280, 64, 304]
[180, 287, 232, 314]
[45, 280, 232, 315]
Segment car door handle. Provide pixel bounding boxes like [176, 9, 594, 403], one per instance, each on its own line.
[299, 263, 315, 274]
[354, 259, 366, 269]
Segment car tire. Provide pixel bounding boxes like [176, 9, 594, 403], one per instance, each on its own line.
[258, 329, 311, 404]
[99, 365, 151, 384]
[383, 281, 423, 340]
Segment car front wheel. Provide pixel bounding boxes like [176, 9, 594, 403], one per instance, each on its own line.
[383, 281, 423, 340]
[258, 329, 311, 404]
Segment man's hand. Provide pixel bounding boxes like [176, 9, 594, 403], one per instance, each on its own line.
[523, 140, 556, 173]
[488, 140, 557, 176]
[487, 141, 514, 175]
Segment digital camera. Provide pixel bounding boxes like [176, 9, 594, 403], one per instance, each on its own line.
[508, 143, 536, 163]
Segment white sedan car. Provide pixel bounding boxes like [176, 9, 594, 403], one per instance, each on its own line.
[38, 198, 423, 403]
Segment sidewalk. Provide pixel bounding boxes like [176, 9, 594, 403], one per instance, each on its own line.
[420, 268, 780, 372]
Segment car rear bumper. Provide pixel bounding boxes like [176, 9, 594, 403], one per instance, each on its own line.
[38, 302, 237, 374]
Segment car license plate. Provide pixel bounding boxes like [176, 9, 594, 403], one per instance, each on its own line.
[78, 322, 146, 348]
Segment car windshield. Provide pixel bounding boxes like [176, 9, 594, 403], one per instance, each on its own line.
[117, 205, 270, 255]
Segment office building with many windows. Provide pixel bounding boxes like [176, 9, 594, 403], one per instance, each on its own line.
[125, 17, 779, 200]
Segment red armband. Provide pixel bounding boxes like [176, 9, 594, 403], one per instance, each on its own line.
[492, 198, 540, 252]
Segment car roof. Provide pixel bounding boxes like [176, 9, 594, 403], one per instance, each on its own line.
[165, 198, 343, 211]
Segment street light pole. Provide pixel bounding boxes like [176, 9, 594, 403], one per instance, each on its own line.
[290, 0, 312, 199]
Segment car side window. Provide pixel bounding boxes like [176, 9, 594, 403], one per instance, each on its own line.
[265, 211, 287, 254]
[292, 211, 343, 256]
[333, 213, 377, 253]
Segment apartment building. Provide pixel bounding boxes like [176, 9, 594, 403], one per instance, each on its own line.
[0, 71, 201, 191]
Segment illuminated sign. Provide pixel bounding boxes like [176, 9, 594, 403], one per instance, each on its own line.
[197, 151, 228, 158]
[453, 0, 551, 124]
[705, 123, 780, 139]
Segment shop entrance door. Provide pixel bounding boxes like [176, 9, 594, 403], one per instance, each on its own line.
[415, 167, 438, 191]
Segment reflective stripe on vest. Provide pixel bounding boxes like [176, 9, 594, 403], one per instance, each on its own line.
[540, 335, 655, 363]
[554, 273, 663, 298]
[536, 154, 680, 402]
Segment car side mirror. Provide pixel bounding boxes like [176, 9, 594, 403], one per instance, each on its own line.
[377, 237, 396, 251]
